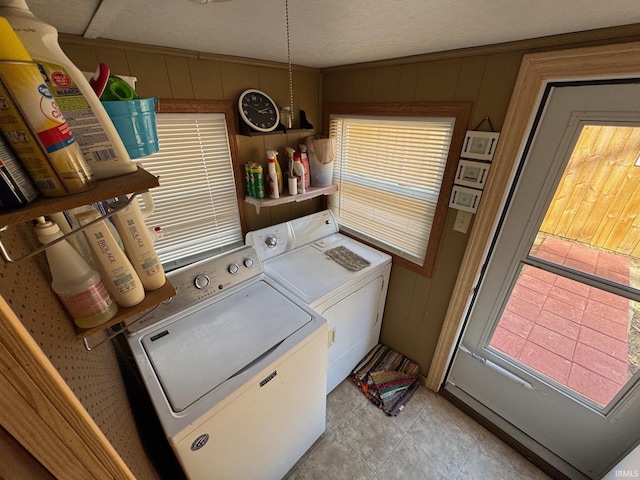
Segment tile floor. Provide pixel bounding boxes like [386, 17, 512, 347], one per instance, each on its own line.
[285, 379, 553, 480]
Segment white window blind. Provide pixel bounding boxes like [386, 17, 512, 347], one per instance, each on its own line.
[328, 115, 455, 265]
[134, 113, 243, 271]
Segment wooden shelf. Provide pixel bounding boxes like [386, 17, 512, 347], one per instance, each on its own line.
[238, 109, 314, 137]
[0, 167, 159, 227]
[244, 184, 337, 212]
[74, 279, 176, 339]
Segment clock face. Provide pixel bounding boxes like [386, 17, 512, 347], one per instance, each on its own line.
[238, 89, 280, 132]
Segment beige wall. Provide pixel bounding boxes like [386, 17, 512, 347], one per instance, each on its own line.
[3, 23, 640, 478]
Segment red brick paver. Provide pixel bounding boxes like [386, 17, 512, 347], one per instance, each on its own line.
[489, 236, 632, 407]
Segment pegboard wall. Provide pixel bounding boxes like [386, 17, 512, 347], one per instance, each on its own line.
[0, 221, 158, 479]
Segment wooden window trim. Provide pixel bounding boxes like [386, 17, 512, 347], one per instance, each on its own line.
[324, 102, 472, 277]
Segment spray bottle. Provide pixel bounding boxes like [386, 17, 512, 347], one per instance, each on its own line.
[266, 150, 280, 199]
[298, 144, 310, 190]
[0, 0, 139, 179]
[285, 146, 297, 195]
[34, 217, 118, 329]
[293, 152, 307, 194]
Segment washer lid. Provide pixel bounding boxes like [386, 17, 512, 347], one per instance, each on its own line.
[141, 280, 312, 412]
[265, 234, 389, 305]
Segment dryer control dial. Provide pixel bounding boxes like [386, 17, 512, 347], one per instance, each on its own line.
[243, 257, 254, 268]
[194, 274, 210, 289]
[264, 234, 278, 248]
[228, 263, 239, 274]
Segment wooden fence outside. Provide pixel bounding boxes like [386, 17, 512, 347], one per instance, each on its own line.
[540, 125, 640, 257]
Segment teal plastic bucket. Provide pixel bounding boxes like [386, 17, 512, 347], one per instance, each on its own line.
[102, 97, 159, 159]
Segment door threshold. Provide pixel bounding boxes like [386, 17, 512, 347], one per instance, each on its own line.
[440, 383, 590, 480]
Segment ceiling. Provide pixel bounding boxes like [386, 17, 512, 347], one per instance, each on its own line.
[21, 0, 640, 68]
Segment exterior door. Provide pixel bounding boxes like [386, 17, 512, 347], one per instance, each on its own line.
[445, 82, 640, 479]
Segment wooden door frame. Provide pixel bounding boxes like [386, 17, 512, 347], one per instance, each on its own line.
[426, 40, 640, 391]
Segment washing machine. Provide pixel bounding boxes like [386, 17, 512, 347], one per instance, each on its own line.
[125, 245, 327, 480]
[246, 210, 392, 394]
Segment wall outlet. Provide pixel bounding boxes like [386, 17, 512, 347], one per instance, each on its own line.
[453, 210, 472, 234]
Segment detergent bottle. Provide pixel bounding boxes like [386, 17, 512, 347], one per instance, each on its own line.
[0, 17, 96, 196]
[0, 0, 139, 179]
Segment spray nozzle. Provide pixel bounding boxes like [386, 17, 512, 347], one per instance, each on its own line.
[285, 147, 295, 156]
[266, 149, 277, 160]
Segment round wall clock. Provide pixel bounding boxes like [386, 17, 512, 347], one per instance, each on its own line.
[238, 89, 280, 132]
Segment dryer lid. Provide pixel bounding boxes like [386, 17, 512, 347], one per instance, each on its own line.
[141, 280, 311, 412]
[265, 234, 389, 306]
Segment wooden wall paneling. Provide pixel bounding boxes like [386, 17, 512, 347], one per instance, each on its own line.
[94, 46, 133, 77]
[56, 42, 99, 72]
[414, 58, 463, 102]
[323, 68, 377, 103]
[397, 63, 421, 102]
[257, 66, 290, 113]
[295, 69, 321, 129]
[220, 62, 260, 100]
[165, 56, 195, 99]
[454, 55, 489, 104]
[185, 58, 222, 99]
[379, 267, 417, 351]
[471, 52, 524, 129]
[426, 40, 640, 391]
[125, 51, 173, 98]
[371, 66, 403, 102]
[401, 274, 432, 364]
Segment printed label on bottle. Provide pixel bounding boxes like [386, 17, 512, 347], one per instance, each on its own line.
[58, 280, 114, 318]
[0, 64, 72, 151]
[0, 78, 67, 195]
[36, 61, 119, 165]
[0, 62, 95, 194]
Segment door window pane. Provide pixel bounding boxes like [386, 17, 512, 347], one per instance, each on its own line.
[488, 125, 640, 409]
[489, 263, 639, 408]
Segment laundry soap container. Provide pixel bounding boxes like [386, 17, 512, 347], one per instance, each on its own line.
[0, 0, 139, 179]
[305, 136, 336, 187]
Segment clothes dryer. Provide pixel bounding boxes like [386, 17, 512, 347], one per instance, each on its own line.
[246, 210, 391, 394]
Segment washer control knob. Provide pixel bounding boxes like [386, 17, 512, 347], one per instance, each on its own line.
[265, 234, 277, 248]
[194, 274, 210, 289]
[228, 263, 239, 274]
[243, 257, 254, 268]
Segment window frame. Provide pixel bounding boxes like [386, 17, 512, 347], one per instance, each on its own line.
[156, 98, 249, 237]
[324, 102, 472, 277]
